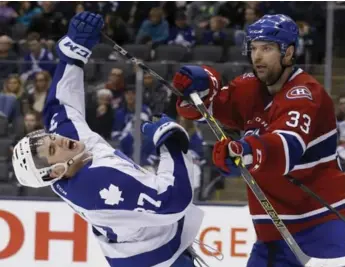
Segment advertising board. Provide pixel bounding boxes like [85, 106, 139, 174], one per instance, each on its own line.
[0, 200, 256, 267]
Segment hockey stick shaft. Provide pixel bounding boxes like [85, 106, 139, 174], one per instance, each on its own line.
[101, 34, 343, 266]
[101, 34, 226, 141]
[287, 175, 345, 222]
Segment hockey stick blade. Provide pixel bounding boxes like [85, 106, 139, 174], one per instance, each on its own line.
[101, 34, 345, 267]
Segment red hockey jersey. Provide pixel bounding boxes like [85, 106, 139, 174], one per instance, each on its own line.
[182, 68, 345, 241]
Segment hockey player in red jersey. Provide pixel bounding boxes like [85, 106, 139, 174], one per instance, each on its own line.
[173, 14, 345, 266]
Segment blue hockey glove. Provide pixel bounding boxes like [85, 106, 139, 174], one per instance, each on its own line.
[57, 12, 104, 65]
[141, 114, 189, 154]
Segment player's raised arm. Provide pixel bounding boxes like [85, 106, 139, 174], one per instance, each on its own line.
[43, 12, 103, 139]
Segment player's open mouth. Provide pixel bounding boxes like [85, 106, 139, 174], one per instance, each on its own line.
[68, 140, 77, 150]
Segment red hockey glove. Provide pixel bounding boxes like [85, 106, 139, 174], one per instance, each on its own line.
[212, 138, 253, 177]
[173, 65, 221, 120]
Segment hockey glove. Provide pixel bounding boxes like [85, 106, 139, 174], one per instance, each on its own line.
[173, 65, 221, 120]
[57, 12, 104, 65]
[173, 65, 211, 97]
[141, 114, 189, 154]
[212, 138, 253, 177]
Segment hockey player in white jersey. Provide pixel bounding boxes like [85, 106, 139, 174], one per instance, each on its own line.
[11, 12, 205, 267]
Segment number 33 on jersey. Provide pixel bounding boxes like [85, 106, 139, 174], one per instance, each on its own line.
[286, 111, 311, 134]
[248, 83, 331, 177]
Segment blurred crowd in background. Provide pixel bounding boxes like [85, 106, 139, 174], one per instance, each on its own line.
[0, 1, 343, 200]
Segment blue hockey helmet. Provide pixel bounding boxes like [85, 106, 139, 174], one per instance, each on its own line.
[243, 14, 299, 56]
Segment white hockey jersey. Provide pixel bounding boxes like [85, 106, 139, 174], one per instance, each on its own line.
[43, 61, 204, 267]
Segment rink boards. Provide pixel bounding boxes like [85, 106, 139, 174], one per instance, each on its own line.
[0, 199, 256, 267]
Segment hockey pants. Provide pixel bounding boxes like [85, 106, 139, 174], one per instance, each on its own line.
[246, 219, 345, 267]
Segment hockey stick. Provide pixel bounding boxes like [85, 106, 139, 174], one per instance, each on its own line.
[286, 175, 345, 222]
[101, 34, 345, 267]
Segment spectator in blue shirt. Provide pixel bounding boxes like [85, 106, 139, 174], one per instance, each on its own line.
[16, 2, 42, 27]
[112, 86, 151, 140]
[167, 12, 195, 48]
[21, 32, 56, 82]
[0, 93, 21, 124]
[135, 7, 169, 45]
[202, 16, 226, 46]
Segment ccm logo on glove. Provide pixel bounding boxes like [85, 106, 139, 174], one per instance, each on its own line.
[58, 36, 92, 64]
[62, 40, 90, 58]
[64, 41, 90, 58]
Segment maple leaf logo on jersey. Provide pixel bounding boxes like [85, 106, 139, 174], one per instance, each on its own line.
[286, 86, 313, 101]
[99, 184, 124, 206]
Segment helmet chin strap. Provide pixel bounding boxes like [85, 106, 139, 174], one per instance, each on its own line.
[51, 148, 92, 180]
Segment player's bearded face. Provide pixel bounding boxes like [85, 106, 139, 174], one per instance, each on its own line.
[250, 41, 282, 85]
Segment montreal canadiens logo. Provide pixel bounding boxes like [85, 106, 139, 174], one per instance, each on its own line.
[286, 86, 313, 101]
